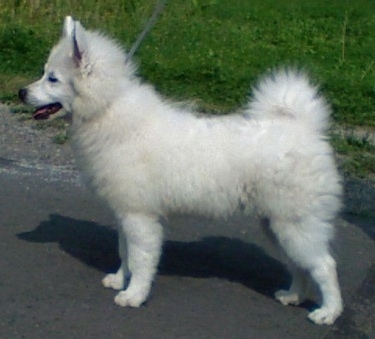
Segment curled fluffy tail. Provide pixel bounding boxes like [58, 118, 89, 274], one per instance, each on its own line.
[246, 69, 331, 133]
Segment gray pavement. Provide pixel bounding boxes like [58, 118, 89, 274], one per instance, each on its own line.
[0, 159, 374, 338]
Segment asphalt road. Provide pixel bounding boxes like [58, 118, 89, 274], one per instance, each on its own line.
[0, 159, 374, 338]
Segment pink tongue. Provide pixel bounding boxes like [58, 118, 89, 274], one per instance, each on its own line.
[33, 103, 62, 120]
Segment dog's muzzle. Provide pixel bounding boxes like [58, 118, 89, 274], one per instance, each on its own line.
[18, 88, 27, 103]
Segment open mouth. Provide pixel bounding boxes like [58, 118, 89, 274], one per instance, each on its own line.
[33, 103, 63, 120]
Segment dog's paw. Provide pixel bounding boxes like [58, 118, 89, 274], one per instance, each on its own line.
[275, 289, 304, 306]
[308, 306, 342, 325]
[102, 273, 124, 290]
[114, 290, 145, 307]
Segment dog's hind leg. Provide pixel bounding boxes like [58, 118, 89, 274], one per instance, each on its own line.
[306, 258, 342, 325]
[114, 214, 163, 307]
[275, 265, 310, 306]
[102, 225, 129, 290]
[271, 218, 343, 325]
[261, 218, 310, 306]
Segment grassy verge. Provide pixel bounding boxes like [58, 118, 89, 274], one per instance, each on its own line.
[332, 132, 375, 178]
[0, 0, 374, 176]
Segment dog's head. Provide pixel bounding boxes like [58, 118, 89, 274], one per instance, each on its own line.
[19, 16, 135, 121]
[18, 17, 82, 120]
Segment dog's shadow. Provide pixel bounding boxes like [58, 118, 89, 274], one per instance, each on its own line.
[18, 214, 291, 298]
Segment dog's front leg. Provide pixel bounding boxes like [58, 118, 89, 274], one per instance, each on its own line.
[102, 226, 129, 290]
[114, 213, 163, 307]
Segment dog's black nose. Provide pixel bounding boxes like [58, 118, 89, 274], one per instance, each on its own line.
[18, 88, 27, 102]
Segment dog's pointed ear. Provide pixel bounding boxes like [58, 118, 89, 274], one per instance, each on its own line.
[64, 18, 88, 67]
[72, 21, 85, 65]
[63, 16, 75, 38]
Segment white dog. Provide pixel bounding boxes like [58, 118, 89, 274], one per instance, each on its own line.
[19, 16, 343, 325]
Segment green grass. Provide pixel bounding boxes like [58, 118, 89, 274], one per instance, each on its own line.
[332, 133, 375, 178]
[0, 0, 374, 176]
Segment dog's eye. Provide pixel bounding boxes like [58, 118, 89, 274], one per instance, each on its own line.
[48, 76, 58, 83]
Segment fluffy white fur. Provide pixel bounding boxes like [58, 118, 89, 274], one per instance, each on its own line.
[20, 16, 343, 325]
